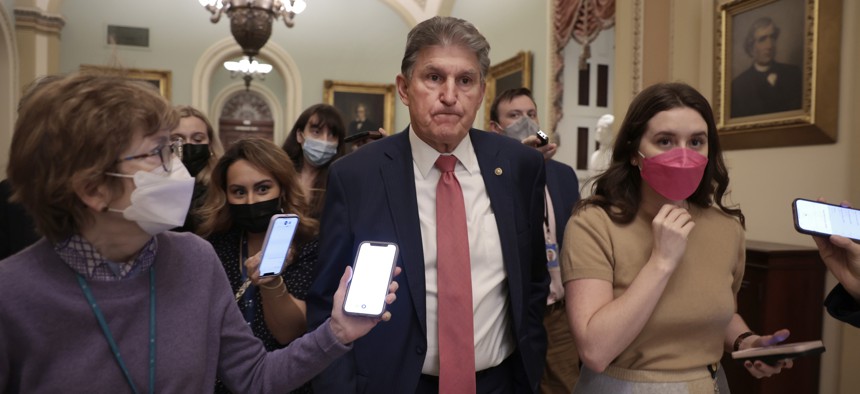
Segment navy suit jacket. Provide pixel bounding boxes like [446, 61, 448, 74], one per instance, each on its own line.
[306, 128, 549, 393]
[544, 159, 580, 249]
[825, 284, 860, 328]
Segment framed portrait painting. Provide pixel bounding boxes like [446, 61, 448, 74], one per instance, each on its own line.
[80, 65, 172, 100]
[714, 0, 841, 150]
[483, 51, 533, 129]
[323, 80, 395, 137]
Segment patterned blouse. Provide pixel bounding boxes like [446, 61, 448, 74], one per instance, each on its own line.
[208, 227, 317, 394]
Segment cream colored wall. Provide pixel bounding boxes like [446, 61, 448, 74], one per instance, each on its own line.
[0, 2, 18, 177]
[614, 1, 858, 392]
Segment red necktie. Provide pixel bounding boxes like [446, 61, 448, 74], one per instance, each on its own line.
[434, 155, 476, 393]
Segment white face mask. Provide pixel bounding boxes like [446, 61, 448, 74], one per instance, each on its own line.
[502, 116, 540, 141]
[106, 156, 195, 235]
[302, 137, 338, 167]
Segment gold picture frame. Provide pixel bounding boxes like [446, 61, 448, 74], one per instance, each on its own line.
[80, 65, 172, 100]
[483, 51, 533, 130]
[714, 0, 841, 150]
[323, 80, 395, 135]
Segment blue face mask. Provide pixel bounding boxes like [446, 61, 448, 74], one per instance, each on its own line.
[302, 137, 338, 167]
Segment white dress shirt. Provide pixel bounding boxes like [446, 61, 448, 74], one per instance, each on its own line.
[409, 129, 514, 375]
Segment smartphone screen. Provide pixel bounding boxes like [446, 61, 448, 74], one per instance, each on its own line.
[793, 199, 860, 241]
[259, 214, 300, 277]
[343, 241, 399, 317]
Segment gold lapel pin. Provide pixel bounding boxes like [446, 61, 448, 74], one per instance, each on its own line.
[494, 167, 503, 176]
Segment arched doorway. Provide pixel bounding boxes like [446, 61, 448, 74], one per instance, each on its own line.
[218, 90, 275, 148]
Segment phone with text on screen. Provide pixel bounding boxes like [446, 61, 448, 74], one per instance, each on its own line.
[259, 214, 300, 277]
[792, 198, 860, 242]
[343, 241, 399, 317]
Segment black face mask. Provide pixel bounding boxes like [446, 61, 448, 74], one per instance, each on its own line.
[229, 198, 281, 234]
[181, 143, 211, 177]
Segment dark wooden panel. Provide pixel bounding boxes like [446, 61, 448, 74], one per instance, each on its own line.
[721, 240, 825, 394]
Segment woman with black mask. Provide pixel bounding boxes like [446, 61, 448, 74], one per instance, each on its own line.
[196, 138, 319, 394]
[170, 105, 224, 232]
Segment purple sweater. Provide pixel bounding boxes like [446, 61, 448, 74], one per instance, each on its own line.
[0, 232, 349, 393]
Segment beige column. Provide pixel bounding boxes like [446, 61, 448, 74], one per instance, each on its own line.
[14, 4, 64, 89]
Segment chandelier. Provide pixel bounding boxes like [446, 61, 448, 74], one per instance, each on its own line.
[224, 56, 273, 90]
[199, 0, 306, 89]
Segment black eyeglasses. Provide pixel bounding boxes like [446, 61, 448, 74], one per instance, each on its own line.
[116, 140, 182, 172]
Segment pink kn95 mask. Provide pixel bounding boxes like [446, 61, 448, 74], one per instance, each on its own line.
[638, 148, 708, 201]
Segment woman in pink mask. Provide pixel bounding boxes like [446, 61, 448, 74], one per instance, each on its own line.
[560, 82, 790, 392]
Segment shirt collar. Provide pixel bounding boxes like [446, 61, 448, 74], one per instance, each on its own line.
[54, 234, 158, 281]
[408, 126, 480, 178]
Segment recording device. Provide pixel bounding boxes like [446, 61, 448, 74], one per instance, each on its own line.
[536, 129, 549, 147]
[344, 130, 383, 144]
[343, 241, 399, 317]
[258, 214, 300, 277]
[732, 340, 825, 366]
[792, 198, 860, 242]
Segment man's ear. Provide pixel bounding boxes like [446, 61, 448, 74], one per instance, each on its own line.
[72, 173, 113, 213]
[489, 121, 504, 134]
[395, 74, 410, 106]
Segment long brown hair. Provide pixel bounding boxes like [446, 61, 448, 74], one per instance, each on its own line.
[578, 82, 744, 227]
[281, 104, 347, 219]
[196, 138, 319, 245]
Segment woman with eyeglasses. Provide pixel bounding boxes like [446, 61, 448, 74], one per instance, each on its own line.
[196, 138, 318, 394]
[281, 104, 347, 219]
[169, 105, 224, 233]
[0, 72, 398, 393]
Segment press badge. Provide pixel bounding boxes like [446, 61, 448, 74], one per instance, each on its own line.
[545, 243, 559, 268]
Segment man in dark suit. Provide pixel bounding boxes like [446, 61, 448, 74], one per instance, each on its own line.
[489, 87, 581, 393]
[731, 17, 803, 118]
[347, 103, 380, 137]
[0, 179, 40, 260]
[307, 16, 549, 393]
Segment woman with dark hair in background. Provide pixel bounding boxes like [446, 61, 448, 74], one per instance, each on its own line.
[562, 82, 790, 392]
[170, 105, 224, 232]
[281, 104, 346, 219]
[197, 138, 320, 393]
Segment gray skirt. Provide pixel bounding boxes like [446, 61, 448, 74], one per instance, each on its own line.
[573, 365, 731, 394]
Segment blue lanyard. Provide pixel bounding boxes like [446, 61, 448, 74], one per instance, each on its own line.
[77, 267, 156, 394]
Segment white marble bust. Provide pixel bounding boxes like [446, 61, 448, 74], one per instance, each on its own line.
[589, 114, 615, 173]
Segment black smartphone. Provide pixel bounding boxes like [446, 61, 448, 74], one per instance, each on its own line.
[792, 198, 860, 242]
[258, 214, 300, 277]
[536, 129, 549, 147]
[344, 131, 383, 143]
[343, 241, 399, 317]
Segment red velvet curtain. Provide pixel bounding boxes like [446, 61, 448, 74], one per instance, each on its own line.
[551, 0, 615, 133]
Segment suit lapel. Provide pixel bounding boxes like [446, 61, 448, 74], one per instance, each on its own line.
[380, 130, 428, 337]
[471, 130, 524, 325]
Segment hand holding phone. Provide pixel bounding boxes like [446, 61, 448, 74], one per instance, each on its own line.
[536, 129, 549, 147]
[732, 340, 825, 366]
[343, 241, 399, 317]
[258, 214, 300, 277]
[792, 198, 860, 242]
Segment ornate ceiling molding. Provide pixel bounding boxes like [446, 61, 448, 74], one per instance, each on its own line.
[380, 0, 455, 27]
[14, 7, 64, 34]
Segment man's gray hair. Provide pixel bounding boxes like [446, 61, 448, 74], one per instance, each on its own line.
[400, 16, 490, 81]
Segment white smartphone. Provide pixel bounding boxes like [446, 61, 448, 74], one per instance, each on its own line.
[792, 198, 860, 242]
[343, 241, 399, 317]
[258, 214, 300, 277]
